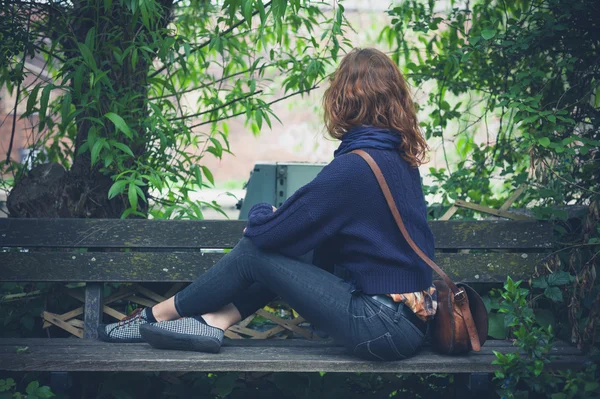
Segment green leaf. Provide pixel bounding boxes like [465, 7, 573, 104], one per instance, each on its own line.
[26, 84, 41, 115]
[108, 180, 127, 200]
[482, 295, 491, 312]
[481, 28, 496, 40]
[193, 165, 202, 187]
[61, 92, 72, 122]
[211, 373, 237, 397]
[547, 271, 571, 286]
[134, 185, 146, 203]
[103, 153, 114, 168]
[74, 65, 84, 97]
[144, 174, 163, 192]
[531, 277, 548, 289]
[544, 286, 563, 302]
[36, 386, 54, 398]
[128, 183, 138, 210]
[201, 165, 214, 186]
[26, 381, 39, 396]
[112, 142, 134, 157]
[242, 0, 253, 26]
[39, 85, 52, 129]
[105, 112, 133, 139]
[585, 382, 599, 392]
[538, 137, 551, 147]
[77, 42, 98, 71]
[91, 138, 106, 166]
[272, 0, 287, 20]
[84, 27, 96, 51]
[131, 48, 138, 69]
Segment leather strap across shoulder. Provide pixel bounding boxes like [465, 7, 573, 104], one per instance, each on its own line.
[351, 149, 481, 351]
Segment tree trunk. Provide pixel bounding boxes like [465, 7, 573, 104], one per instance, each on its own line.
[7, 0, 174, 218]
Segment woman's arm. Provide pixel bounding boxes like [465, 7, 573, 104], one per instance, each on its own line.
[243, 155, 360, 257]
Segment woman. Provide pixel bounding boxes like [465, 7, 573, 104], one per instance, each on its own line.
[98, 48, 437, 361]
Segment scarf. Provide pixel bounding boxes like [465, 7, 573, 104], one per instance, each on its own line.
[333, 125, 402, 158]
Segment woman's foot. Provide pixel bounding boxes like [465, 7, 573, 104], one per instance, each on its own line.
[139, 317, 224, 353]
[97, 308, 156, 343]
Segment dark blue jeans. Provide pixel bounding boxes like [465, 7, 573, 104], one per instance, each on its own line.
[175, 237, 426, 361]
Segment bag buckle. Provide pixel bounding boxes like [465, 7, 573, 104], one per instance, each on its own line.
[454, 289, 466, 302]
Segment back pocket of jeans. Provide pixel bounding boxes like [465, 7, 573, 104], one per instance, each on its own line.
[352, 333, 406, 361]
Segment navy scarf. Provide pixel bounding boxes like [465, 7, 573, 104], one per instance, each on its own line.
[334, 126, 402, 158]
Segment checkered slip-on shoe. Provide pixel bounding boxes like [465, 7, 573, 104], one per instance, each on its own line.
[97, 308, 153, 343]
[139, 317, 224, 353]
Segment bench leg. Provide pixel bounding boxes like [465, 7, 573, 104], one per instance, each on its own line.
[50, 372, 72, 393]
[84, 283, 103, 339]
[455, 373, 490, 398]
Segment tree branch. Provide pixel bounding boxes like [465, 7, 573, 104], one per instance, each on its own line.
[168, 90, 263, 122]
[148, 1, 272, 79]
[33, 43, 66, 63]
[148, 63, 274, 100]
[189, 85, 319, 129]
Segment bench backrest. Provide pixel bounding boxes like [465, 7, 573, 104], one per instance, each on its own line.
[0, 219, 553, 283]
[0, 218, 553, 338]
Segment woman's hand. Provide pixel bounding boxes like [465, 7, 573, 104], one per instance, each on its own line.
[244, 206, 277, 233]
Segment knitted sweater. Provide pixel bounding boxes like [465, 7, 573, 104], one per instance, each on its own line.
[243, 148, 435, 294]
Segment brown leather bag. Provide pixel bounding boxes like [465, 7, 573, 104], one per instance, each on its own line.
[352, 149, 488, 355]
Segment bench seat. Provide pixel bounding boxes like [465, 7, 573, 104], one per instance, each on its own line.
[0, 338, 586, 373]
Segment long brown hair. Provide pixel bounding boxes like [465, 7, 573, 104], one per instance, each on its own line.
[323, 48, 429, 167]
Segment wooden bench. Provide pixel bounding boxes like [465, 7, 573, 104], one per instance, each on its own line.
[0, 218, 586, 377]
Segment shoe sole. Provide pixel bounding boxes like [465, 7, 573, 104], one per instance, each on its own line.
[139, 324, 221, 353]
[96, 325, 145, 343]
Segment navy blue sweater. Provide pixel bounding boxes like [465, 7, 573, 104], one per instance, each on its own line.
[243, 148, 435, 294]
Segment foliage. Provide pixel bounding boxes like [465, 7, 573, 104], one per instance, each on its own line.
[0, 0, 350, 218]
[384, 0, 599, 351]
[0, 378, 54, 399]
[0, 371, 448, 399]
[383, 0, 599, 209]
[492, 277, 599, 398]
[485, 270, 573, 340]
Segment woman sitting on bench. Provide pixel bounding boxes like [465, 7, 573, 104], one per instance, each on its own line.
[98, 48, 437, 361]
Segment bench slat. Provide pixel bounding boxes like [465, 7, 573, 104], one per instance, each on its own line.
[0, 339, 585, 373]
[0, 252, 548, 283]
[0, 219, 552, 249]
[0, 338, 583, 353]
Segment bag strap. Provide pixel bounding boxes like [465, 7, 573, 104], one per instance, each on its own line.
[351, 149, 481, 351]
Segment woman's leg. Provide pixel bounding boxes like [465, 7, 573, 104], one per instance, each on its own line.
[152, 237, 354, 343]
[142, 238, 426, 359]
[153, 282, 276, 331]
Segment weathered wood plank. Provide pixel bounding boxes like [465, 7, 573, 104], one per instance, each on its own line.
[0, 219, 552, 249]
[0, 338, 579, 350]
[254, 311, 317, 340]
[0, 343, 582, 356]
[0, 340, 585, 373]
[42, 307, 84, 329]
[454, 199, 535, 220]
[432, 220, 552, 249]
[83, 283, 102, 339]
[0, 252, 548, 283]
[41, 312, 83, 338]
[0, 219, 246, 248]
